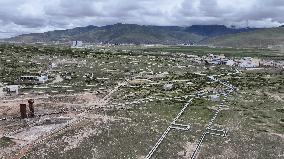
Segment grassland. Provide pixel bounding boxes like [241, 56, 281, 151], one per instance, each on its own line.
[204, 27, 284, 48]
[0, 44, 283, 159]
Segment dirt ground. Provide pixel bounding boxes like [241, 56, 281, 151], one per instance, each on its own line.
[0, 90, 106, 159]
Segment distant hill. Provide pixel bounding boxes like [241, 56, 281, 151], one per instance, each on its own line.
[184, 25, 255, 37]
[203, 27, 284, 48]
[5, 23, 254, 45]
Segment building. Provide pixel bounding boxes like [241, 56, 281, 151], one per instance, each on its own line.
[3, 85, 19, 95]
[226, 60, 235, 66]
[16, 73, 48, 84]
[204, 54, 228, 65]
[239, 57, 260, 68]
[261, 60, 275, 67]
[251, 58, 261, 67]
[209, 94, 220, 101]
[48, 62, 57, 69]
[71, 41, 83, 48]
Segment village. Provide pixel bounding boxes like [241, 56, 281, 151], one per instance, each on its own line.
[2, 51, 283, 98]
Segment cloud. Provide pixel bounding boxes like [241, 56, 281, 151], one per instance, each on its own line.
[0, 0, 284, 38]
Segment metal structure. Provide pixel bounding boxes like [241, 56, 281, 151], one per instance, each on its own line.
[28, 99, 35, 118]
[20, 104, 27, 119]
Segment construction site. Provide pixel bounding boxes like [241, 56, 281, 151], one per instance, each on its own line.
[0, 44, 283, 159]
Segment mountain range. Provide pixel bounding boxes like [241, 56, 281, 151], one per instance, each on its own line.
[4, 23, 284, 47]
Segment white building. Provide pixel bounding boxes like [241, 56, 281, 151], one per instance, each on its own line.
[226, 60, 235, 66]
[239, 60, 254, 68]
[262, 60, 275, 67]
[48, 62, 57, 69]
[239, 57, 260, 68]
[71, 41, 83, 48]
[209, 94, 220, 101]
[4, 85, 19, 95]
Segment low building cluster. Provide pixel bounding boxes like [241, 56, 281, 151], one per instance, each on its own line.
[199, 53, 284, 69]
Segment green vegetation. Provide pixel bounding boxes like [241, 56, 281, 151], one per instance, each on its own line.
[204, 27, 284, 48]
[0, 137, 14, 148]
[137, 45, 282, 58]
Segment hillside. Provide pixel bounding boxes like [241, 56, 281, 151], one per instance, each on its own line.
[184, 25, 255, 37]
[5, 24, 253, 44]
[204, 27, 284, 48]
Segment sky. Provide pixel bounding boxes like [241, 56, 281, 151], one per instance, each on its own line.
[0, 0, 284, 38]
